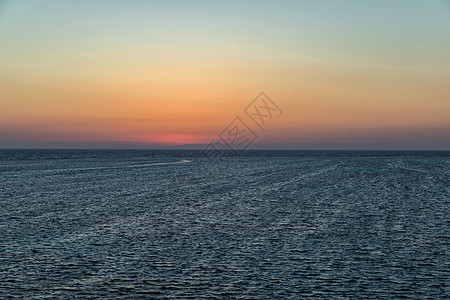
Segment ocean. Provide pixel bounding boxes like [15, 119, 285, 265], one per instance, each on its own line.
[0, 149, 449, 299]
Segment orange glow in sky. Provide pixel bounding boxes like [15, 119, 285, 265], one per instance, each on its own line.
[1, 1, 449, 149]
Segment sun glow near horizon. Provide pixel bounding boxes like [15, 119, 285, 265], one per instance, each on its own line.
[1, 0, 449, 149]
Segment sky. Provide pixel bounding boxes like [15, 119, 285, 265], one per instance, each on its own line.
[1, 0, 449, 149]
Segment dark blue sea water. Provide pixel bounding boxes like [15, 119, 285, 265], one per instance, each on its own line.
[1, 149, 449, 299]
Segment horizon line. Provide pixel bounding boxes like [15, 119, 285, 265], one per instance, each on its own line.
[1, 147, 449, 152]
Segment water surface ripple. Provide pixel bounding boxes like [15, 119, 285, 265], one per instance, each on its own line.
[0, 150, 449, 298]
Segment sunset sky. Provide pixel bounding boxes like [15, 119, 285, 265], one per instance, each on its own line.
[1, 0, 449, 149]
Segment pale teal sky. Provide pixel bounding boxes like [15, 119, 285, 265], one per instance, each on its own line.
[1, 0, 449, 149]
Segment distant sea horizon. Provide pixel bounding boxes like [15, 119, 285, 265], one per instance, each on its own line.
[1, 147, 449, 151]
